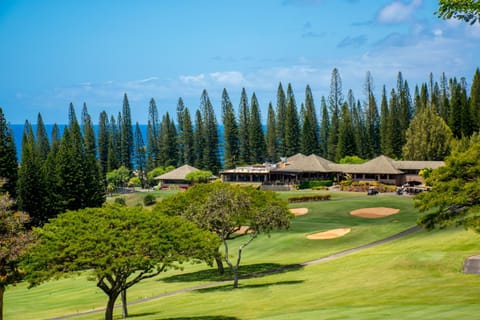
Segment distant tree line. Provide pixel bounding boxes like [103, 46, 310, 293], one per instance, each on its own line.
[0, 67, 479, 226]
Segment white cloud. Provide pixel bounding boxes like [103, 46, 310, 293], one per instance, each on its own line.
[466, 23, 480, 39]
[179, 74, 206, 86]
[377, 0, 422, 24]
[137, 77, 159, 83]
[258, 65, 318, 83]
[442, 18, 480, 39]
[27, 25, 479, 125]
[209, 71, 247, 86]
[445, 18, 462, 29]
[433, 29, 443, 37]
[336, 34, 474, 98]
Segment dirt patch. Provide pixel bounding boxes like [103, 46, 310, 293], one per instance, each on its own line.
[290, 208, 309, 216]
[350, 207, 400, 219]
[307, 228, 351, 240]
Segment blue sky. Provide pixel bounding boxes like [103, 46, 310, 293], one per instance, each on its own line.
[1, 0, 479, 124]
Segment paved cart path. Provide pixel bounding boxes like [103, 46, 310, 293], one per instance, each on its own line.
[49, 225, 421, 320]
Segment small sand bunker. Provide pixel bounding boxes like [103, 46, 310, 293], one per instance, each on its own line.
[307, 228, 351, 240]
[350, 207, 400, 219]
[234, 226, 251, 235]
[290, 208, 309, 216]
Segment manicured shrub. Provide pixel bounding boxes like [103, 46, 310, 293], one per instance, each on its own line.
[298, 180, 333, 189]
[288, 194, 331, 203]
[143, 194, 157, 206]
[339, 181, 397, 193]
[114, 197, 126, 206]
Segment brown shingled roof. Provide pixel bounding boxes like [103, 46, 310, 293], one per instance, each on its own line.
[275, 154, 335, 172]
[341, 155, 403, 174]
[155, 164, 200, 180]
[393, 160, 444, 170]
[286, 153, 307, 164]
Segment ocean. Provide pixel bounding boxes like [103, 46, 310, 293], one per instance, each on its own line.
[9, 124, 225, 162]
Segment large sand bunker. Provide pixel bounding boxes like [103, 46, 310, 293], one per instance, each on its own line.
[307, 228, 351, 240]
[350, 207, 400, 219]
[290, 208, 309, 216]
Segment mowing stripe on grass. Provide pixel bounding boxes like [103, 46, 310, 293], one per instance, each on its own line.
[302, 225, 421, 265]
[50, 225, 421, 320]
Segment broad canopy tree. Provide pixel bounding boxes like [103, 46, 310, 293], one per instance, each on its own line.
[436, 0, 480, 24]
[185, 170, 213, 183]
[106, 166, 131, 191]
[24, 204, 219, 320]
[415, 133, 480, 231]
[0, 188, 33, 320]
[156, 182, 292, 288]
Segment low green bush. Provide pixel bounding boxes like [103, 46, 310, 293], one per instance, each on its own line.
[114, 197, 126, 205]
[298, 180, 333, 189]
[143, 194, 157, 206]
[312, 186, 329, 191]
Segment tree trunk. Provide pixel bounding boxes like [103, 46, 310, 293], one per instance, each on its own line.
[0, 286, 4, 320]
[215, 254, 225, 275]
[232, 266, 239, 288]
[121, 289, 128, 318]
[231, 232, 256, 289]
[105, 291, 120, 320]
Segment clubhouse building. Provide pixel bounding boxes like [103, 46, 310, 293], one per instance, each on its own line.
[220, 154, 444, 187]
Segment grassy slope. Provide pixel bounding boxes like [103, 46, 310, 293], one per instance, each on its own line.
[6, 192, 480, 319]
[99, 228, 480, 320]
[106, 189, 179, 207]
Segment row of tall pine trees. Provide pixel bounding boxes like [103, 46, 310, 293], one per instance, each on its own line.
[0, 67, 479, 226]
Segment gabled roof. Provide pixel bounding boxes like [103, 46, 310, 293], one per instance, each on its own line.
[155, 164, 199, 181]
[275, 154, 335, 173]
[393, 160, 444, 170]
[286, 153, 307, 164]
[341, 155, 403, 174]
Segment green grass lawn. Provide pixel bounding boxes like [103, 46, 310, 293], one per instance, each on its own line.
[6, 192, 480, 319]
[106, 189, 179, 207]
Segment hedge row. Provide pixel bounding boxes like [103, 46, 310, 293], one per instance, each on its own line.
[288, 194, 331, 203]
[339, 181, 397, 193]
[298, 180, 333, 189]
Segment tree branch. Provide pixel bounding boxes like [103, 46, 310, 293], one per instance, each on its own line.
[125, 265, 166, 290]
[96, 276, 111, 295]
[236, 232, 258, 268]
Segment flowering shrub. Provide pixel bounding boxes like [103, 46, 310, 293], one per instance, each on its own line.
[288, 194, 331, 203]
[340, 181, 396, 192]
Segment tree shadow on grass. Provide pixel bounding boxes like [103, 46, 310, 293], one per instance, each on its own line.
[128, 312, 159, 318]
[197, 279, 305, 293]
[129, 312, 238, 320]
[161, 263, 304, 283]
[158, 316, 240, 320]
[161, 317, 239, 320]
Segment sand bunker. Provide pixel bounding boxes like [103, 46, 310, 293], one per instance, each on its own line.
[234, 226, 251, 235]
[350, 207, 400, 219]
[290, 208, 309, 216]
[307, 228, 351, 240]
